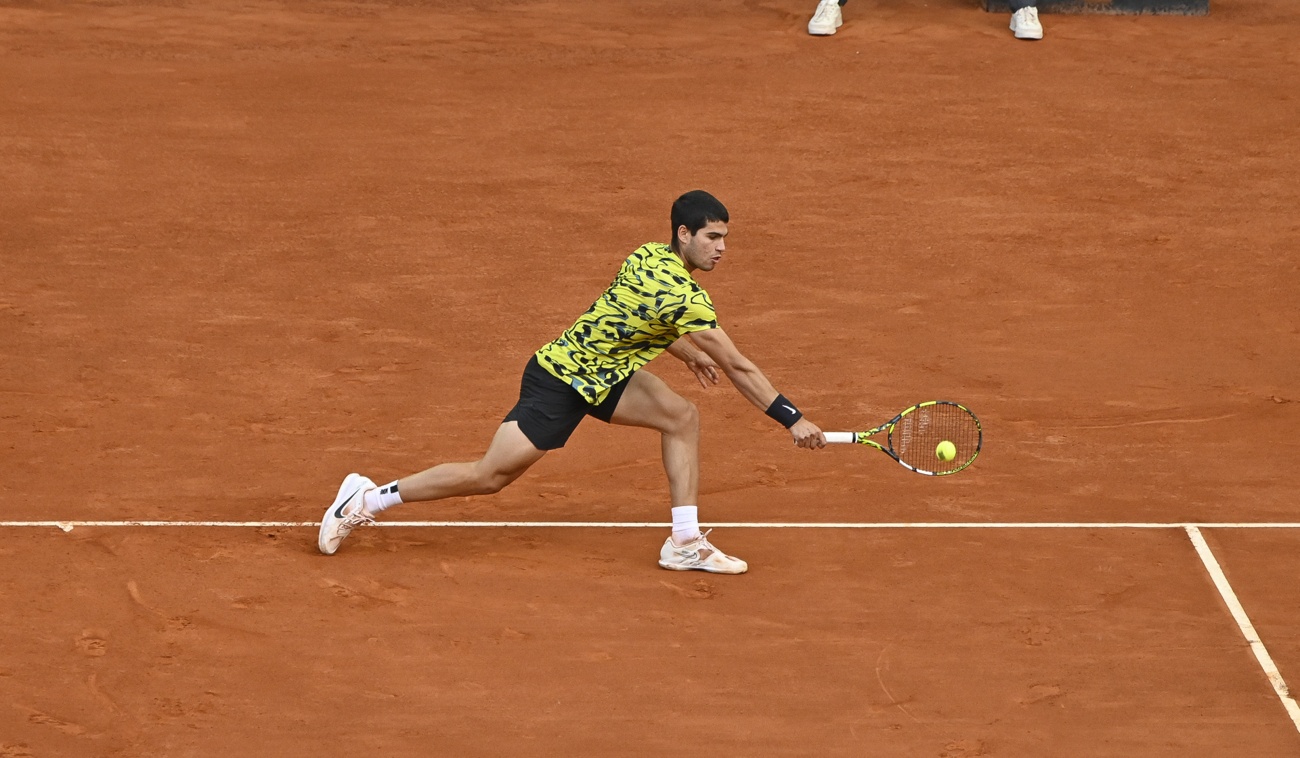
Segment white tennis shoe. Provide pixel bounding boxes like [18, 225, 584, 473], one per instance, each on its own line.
[318, 473, 376, 555]
[807, 0, 843, 36]
[659, 530, 748, 574]
[1010, 6, 1043, 40]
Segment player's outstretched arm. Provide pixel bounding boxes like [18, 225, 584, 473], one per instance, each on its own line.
[689, 328, 825, 449]
[665, 335, 721, 388]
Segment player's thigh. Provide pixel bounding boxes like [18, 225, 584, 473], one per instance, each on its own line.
[480, 420, 548, 478]
[608, 371, 696, 433]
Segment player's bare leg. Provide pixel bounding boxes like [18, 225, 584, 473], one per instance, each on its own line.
[610, 371, 747, 574]
[317, 421, 545, 554]
[391, 421, 546, 504]
[609, 370, 699, 507]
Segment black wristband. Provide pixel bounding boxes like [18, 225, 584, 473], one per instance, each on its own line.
[765, 394, 803, 429]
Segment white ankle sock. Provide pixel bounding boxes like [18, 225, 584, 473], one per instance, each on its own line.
[363, 481, 403, 514]
[671, 505, 700, 544]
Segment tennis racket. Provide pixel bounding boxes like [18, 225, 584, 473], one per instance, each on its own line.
[823, 400, 982, 476]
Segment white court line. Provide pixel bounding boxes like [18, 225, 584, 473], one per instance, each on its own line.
[1185, 525, 1300, 733]
[5, 518, 1298, 729]
[4, 521, 1300, 529]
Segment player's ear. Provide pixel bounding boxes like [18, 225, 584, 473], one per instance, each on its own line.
[676, 224, 691, 246]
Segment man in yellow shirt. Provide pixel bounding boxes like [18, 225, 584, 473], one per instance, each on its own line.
[319, 191, 826, 573]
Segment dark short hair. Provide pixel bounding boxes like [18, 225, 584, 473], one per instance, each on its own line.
[670, 190, 729, 250]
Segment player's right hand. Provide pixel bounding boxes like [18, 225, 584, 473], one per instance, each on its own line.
[790, 418, 826, 449]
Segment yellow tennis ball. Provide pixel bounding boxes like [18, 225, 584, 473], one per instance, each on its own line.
[936, 440, 956, 462]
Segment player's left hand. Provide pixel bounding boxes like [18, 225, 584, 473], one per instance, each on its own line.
[683, 353, 721, 388]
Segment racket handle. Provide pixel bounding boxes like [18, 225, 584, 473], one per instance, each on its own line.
[823, 432, 856, 444]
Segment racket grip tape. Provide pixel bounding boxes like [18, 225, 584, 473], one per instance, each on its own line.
[823, 432, 856, 444]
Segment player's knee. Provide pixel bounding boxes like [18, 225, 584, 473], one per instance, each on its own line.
[672, 399, 699, 434]
[472, 467, 519, 495]
[475, 474, 508, 495]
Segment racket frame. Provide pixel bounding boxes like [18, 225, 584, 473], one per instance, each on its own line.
[824, 400, 982, 476]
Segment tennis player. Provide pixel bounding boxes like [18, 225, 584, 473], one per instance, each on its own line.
[319, 190, 826, 573]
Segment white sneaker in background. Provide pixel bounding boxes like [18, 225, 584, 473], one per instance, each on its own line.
[1010, 6, 1044, 40]
[808, 0, 843, 36]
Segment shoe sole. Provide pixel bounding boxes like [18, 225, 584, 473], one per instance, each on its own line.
[1011, 17, 1042, 39]
[808, 18, 842, 35]
[658, 560, 748, 575]
[318, 473, 364, 555]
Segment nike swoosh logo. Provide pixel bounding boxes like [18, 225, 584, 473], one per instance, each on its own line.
[333, 489, 361, 519]
[783, 405, 797, 414]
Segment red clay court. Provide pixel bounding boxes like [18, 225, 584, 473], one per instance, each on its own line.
[2, 0, 1298, 755]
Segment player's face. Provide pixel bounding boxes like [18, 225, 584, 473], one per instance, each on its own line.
[677, 221, 728, 273]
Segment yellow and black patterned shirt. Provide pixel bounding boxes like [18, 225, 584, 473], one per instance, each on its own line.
[535, 242, 718, 405]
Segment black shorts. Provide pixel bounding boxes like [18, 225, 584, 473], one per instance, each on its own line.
[503, 356, 632, 450]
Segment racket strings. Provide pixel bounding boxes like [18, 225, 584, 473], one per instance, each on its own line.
[890, 402, 981, 474]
